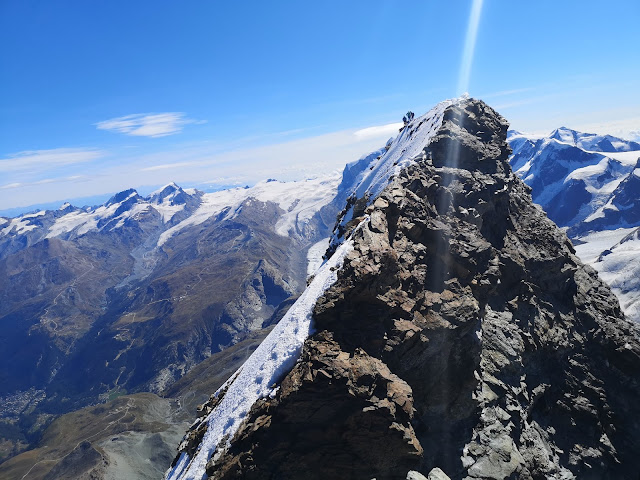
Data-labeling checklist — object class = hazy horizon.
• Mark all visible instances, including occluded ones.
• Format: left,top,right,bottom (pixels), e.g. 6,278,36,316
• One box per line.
2,1,639,214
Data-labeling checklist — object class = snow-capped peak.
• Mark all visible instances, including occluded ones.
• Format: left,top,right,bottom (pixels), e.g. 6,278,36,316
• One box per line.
547,126,640,153
151,181,180,194
149,182,182,202
105,188,140,207
549,126,576,143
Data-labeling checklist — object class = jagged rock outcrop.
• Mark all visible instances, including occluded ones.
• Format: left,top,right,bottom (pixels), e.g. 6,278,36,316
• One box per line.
181,99,640,479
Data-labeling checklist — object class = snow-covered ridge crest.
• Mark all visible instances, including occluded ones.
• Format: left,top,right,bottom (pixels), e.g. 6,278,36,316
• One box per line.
353,97,457,201
164,97,471,480
165,225,359,480
328,96,463,251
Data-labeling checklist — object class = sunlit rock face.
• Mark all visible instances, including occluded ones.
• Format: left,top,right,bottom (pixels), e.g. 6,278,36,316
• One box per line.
507,129,640,322
186,99,640,479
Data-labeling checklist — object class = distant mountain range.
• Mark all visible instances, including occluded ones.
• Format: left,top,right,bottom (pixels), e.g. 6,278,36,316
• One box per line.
0,175,344,466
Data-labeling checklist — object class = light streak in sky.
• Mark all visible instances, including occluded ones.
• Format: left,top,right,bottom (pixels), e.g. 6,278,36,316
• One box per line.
457,0,484,95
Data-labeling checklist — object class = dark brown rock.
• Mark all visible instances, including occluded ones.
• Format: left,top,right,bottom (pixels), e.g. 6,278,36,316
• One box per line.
207,331,422,480
200,98,640,479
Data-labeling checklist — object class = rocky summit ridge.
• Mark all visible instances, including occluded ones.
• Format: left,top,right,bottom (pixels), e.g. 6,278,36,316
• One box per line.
169,98,640,479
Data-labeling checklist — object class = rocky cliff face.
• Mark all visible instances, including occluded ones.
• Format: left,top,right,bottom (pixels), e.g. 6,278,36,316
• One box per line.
178,99,640,479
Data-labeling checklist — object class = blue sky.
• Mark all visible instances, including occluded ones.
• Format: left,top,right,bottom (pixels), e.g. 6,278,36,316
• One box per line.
1,0,639,214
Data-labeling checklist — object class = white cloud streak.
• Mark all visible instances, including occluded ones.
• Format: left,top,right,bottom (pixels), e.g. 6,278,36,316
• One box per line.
95,112,202,138
0,148,105,172
1,121,398,212
1,175,89,191
353,122,403,139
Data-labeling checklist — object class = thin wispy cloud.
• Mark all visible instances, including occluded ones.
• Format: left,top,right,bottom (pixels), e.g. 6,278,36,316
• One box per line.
96,112,203,138
141,161,203,172
0,148,105,172
0,175,89,191
354,122,403,139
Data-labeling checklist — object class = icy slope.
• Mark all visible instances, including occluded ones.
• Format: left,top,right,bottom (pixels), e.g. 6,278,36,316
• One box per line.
574,226,640,322
165,231,356,480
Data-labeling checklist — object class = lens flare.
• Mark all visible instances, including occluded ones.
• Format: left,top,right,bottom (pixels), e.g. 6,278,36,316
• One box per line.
457,0,484,95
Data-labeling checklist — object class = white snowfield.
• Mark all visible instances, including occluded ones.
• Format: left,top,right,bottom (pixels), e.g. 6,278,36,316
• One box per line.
157,175,340,246
574,227,640,322
567,150,640,224
164,232,356,480
1,210,46,236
